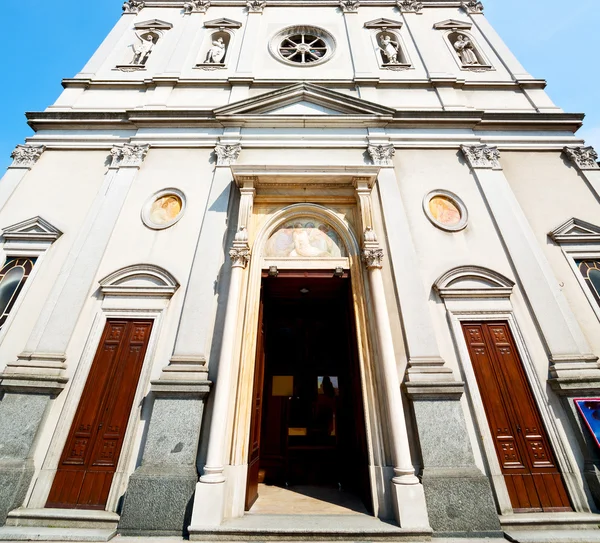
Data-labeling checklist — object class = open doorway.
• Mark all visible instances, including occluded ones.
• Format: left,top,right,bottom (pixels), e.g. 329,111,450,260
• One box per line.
245,270,372,515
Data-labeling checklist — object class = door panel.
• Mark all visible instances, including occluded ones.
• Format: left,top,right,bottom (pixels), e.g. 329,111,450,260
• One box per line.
47,319,152,509
462,321,571,513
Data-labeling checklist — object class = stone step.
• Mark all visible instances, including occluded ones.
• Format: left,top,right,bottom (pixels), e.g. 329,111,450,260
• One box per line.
189,513,433,541
6,509,120,530
0,526,116,541
505,529,600,543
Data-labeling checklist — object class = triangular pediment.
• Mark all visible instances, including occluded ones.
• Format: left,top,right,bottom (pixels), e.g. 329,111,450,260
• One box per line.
433,19,472,30
2,216,62,242
214,83,395,117
549,218,600,243
364,18,403,29
204,18,242,29
135,19,174,30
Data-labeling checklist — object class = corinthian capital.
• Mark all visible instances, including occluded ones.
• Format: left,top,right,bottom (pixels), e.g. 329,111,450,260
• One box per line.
110,143,150,168
363,247,384,269
460,144,501,170
340,0,360,12
184,0,211,13
230,244,251,268
564,146,599,171
10,144,46,169
368,144,395,167
461,0,484,13
122,0,145,14
246,0,266,13
397,0,423,13
215,143,241,166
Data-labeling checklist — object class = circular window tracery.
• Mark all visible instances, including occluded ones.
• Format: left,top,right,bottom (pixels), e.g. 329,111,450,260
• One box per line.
271,26,335,67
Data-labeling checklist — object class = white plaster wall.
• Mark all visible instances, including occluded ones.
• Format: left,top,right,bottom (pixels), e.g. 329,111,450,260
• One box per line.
0,151,108,372
502,151,600,356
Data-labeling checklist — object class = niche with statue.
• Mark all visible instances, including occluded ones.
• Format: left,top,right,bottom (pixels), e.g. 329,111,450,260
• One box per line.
195,19,241,70
374,31,410,70
447,32,489,69
115,19,173,72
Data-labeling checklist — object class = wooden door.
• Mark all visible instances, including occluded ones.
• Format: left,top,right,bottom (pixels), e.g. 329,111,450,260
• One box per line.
245,296,265,510
47,319,153,509
462,321,571,512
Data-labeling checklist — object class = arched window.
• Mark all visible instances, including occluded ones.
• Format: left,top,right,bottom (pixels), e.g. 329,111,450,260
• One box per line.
0,257,36,328
577,260,600,305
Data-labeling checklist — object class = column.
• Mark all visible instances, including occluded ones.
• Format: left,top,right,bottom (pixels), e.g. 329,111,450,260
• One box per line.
354,178,429,530
564,146,600,201
232,1,265,80
461,145,600,388
188,146,251,528
368,144,501,534
0,145,45,213
0,143,148,524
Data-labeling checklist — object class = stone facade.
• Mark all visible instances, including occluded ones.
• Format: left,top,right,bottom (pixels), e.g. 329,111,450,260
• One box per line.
0,0,599,540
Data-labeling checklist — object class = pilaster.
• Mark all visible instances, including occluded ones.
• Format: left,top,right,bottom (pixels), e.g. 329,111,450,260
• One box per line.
564,146,600,202
0,145,45,214
339,1,375,81
233,2,265,79
460,144,600,393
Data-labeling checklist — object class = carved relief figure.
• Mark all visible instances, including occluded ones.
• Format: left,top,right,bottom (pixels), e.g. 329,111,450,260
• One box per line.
204,37,227,63
131,32,156,65
379,34,399,64
453,34,479,65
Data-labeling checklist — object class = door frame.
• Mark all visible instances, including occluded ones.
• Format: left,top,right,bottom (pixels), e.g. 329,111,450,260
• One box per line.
27,264,179,512
434,265,589,515
226,203,390,520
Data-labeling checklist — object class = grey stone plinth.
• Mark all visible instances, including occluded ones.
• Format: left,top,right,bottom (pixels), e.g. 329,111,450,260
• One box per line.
421,468,502,536
0,462,34,526
0,392,51,525
118,465,197,536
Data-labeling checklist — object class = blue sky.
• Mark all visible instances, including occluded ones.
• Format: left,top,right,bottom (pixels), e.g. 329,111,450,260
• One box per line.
0,0,598,172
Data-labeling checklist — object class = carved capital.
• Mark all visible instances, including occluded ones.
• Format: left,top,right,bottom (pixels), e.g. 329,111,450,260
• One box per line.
363,247,384,269
340,0,360,12
110,143,150,168
122,0,145,14
230,244,251,268
461,0,484,13
368,143,395,167
461,144,501,170
396,0,423,13
215,143,241,166
564,146,599,171
246,0,266,13
10,144,46,169
184,0,211,13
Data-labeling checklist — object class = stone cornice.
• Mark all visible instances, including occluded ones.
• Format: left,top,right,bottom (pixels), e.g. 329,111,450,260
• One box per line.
120,0,479,6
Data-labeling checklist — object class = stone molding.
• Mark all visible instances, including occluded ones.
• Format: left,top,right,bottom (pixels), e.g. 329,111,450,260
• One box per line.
362,246,384,269
10,144,46,169
246,0,266,12
122,0,145,14
364,18,403,29
368,143,395,166
2,216,62,244
229,245,251,268
564,146,599,171
184,0,211,13
110,143,150,168
549,217,600,244
99,264,180,298
434,265,515,299
461,0,484,13
460,144,501,170
214,143,241,166
339,0,360,12
396,0,423,13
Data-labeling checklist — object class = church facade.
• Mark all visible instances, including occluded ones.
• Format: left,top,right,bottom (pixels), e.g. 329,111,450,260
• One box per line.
1,0,600,540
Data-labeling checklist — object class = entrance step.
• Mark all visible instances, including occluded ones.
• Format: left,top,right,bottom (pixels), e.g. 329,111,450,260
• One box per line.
5,509,120,530
505,530,600,543
0,526,116,541
500,512,600,532
188,513,433,541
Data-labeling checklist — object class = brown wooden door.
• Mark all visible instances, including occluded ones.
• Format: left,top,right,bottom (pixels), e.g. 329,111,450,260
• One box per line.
462,321,571,512
245,296,265,510
47,319,153,509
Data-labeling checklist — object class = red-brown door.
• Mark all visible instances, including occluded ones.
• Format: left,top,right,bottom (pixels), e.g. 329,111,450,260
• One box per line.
245,296,265,510
462,321,571,512
47,319,153,509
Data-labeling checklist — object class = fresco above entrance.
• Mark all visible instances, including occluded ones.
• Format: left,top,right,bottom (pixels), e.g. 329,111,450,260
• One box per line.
264,218,346,258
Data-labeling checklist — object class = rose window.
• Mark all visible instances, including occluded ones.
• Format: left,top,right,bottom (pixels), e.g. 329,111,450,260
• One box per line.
271,26,335,66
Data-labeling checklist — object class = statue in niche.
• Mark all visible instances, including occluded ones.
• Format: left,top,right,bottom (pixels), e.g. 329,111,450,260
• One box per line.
379,34,400,64
131,32,156,65
453,34,479,65
204,37,227,63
